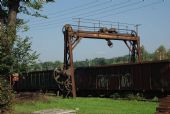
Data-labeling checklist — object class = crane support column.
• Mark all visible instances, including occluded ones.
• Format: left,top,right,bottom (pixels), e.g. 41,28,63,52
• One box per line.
63,24,76,97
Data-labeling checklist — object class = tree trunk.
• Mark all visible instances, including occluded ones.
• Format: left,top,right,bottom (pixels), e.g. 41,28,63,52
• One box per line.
7,0,20,51
8,0,20,26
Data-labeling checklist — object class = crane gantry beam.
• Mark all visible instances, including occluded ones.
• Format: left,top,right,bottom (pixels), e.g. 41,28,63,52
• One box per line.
72,31,139,41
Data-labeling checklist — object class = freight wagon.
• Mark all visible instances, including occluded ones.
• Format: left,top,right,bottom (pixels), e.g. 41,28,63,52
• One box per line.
13,70,59,94
75,60,170,97
13,60,170,97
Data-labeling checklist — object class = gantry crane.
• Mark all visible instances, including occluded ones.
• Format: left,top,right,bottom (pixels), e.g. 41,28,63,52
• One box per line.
56,20,141,97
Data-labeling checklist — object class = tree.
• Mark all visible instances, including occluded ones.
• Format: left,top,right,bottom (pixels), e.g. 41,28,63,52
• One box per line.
29,60,63,71
141,45,153,61
167,49,170,59
39,61,63,70
92,58,107,66
28,63,42,71
41,61,55,70
154,45,167,60
0,0,54,112
74,60,89,67
0,0,54,75
12,36,39,73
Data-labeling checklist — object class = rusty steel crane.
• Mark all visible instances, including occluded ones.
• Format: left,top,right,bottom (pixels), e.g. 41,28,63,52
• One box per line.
55,20,141,97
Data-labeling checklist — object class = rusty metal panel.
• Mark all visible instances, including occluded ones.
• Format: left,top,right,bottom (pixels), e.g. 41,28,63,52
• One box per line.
166,62,170,90
132,64,141,90
75,67,97,90
108,74,119,90
140,63,152,90
96,75,109,90
118,65,133,90
150,62,163,90
96,67,110,91
132,63,151,91
161,61,170,90
151,61,170,91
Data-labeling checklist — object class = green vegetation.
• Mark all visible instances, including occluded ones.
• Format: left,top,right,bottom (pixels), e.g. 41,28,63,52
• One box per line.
28,45,170,71
14,96,157,114
12,36,39,73
0,77,13,113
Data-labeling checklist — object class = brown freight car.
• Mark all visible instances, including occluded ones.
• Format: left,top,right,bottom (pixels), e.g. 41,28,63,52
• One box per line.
13,60,170,98
75,60,170,97
13,70,59,94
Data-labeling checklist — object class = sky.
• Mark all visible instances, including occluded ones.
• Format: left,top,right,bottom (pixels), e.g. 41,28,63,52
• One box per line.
19,0,170,62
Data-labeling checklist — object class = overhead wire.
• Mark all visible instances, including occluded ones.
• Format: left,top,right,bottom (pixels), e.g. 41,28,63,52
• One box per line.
71,0,131,19
48,0,112,18
29,0,97,22
29,0,133,28
28,3,142,30
78,0,143,19
44,0,97,16
29,0,165,31
99,0,163,19
29,0,112,24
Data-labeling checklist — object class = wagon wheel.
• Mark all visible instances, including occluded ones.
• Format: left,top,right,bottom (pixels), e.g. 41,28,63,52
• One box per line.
58,84,65,91
64,77,72,97
64,77,72,91
53,68,72,97
53,68,72,92
53,68,62,85
53,68,65,91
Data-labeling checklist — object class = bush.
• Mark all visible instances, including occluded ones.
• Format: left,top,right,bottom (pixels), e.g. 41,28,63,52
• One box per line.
127,93,143,101
110,93,120,99
0,76,13,113
152,96,158,102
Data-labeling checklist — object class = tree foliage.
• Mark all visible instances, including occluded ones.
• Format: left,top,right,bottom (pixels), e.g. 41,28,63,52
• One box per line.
12,36,39,73
30,61,63,71
141,45,154,61
154,45,167,60
0,77,12,113
167,49,170,59
0,0,54,20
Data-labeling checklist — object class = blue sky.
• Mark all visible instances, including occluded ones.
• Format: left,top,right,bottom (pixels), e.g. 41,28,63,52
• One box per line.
20,0,170,62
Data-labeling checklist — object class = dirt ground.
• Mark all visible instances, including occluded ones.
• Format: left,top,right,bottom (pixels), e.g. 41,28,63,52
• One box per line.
32,109,76,114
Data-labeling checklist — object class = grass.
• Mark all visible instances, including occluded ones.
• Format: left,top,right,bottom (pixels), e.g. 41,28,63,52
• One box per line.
14,96,158,114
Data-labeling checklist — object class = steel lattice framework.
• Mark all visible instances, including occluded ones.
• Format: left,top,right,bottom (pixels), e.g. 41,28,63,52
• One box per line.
62,20,141,97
